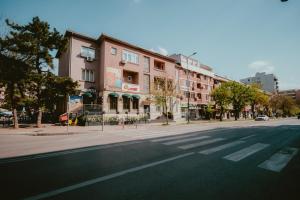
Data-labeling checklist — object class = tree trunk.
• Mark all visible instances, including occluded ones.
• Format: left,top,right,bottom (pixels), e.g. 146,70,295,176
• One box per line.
37,108,42,128
13,108,19,129
165,100,169,125
219,107,223,121
234,111,239,121
251,103,255,119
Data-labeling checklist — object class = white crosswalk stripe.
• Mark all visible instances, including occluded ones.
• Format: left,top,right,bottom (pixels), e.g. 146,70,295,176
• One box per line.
239,134,256,140
163,136,210,145
199,140,245,155
178,138,225,150
258,147,298,172
151,134,199,142
223,143,270,162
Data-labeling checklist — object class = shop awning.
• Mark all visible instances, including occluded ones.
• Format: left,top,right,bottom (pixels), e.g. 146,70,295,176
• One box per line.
132,95,140,99
108,92,119,97
122,94,132,99
82,91,93,98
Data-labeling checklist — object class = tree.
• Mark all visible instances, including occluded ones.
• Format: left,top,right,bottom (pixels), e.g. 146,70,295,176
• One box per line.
224,81,251,121
3,17,67,127
151,76,178,125
211,84,231,121
248,84,270,118
0,54,31,128
270,95,298,117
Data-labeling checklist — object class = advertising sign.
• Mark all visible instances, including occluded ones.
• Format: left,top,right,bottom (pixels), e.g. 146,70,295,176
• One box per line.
122,83,140,93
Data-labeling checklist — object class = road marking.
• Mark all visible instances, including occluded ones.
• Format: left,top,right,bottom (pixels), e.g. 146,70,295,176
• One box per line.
178,138,225,150
199,140,245,155
24,152,195,200
0,141,142,165
223,143,270,162
239,134,256,140
258,147,298,172
151,134,199,142
163,136,210,145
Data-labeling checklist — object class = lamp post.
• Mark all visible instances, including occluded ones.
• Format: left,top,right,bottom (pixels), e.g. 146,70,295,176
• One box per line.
186,52,197,124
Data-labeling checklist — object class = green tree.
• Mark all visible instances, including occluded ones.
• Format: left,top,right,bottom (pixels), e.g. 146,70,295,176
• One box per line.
248,84,270,118
211,84,231,121
3,17,67,127
224,81,251,121
270,95,298,117
0,54,31,128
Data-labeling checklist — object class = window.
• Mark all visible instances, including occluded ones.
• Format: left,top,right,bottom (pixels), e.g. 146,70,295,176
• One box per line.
122,50,139,64
144,56,150,72
110,97,118,110
197,93,202,99
81,47,95,59
81,69,94,82
123,97,130,110
143,74,150,93
184,91,189,98
197,83,201,89
133,99,139,109
191,93,195,99
156,105,161,112
154,60,165,71
111,47,117,55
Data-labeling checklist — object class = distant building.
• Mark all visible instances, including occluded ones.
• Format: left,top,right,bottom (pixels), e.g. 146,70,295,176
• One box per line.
240,72,279,93
278,89,300,101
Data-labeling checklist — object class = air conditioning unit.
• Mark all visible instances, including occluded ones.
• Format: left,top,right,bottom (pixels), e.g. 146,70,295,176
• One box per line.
120,60,127,64
86,57,93,62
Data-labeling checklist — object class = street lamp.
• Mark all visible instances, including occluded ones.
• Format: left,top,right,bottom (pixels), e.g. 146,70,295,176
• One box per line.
186,52,197,124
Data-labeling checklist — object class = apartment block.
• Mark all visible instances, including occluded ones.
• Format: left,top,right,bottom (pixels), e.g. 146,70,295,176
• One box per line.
57,30,180,120
170,54,215,119
240,72,279,93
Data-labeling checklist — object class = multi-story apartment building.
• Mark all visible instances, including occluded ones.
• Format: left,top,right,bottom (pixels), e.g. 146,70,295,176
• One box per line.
278,89,300,101
240,72,279,93
170,54,215,119
57,30,180,120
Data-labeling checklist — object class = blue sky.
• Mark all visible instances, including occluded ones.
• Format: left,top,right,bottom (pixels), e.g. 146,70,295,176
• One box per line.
1,0,299,90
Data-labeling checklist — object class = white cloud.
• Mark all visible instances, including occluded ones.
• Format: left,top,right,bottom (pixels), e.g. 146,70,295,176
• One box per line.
248,60,275,73
150,46,169,56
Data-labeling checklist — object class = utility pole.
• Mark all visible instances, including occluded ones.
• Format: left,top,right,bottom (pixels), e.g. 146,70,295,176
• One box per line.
186,52,197,124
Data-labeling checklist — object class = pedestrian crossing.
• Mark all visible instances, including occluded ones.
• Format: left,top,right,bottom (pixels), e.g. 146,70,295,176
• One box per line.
150,134,299,173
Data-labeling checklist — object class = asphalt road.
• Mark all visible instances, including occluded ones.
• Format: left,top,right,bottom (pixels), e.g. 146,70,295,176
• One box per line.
1,123,300,200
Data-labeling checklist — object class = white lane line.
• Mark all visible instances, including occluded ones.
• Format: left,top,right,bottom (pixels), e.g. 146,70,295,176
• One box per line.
239,135,256,140
24,152,195,200
199,140,245,155
223,143,270,162
178,138,225,150
163,136,210,145
151,134,199,142
0,141,141,165
258,147,298,172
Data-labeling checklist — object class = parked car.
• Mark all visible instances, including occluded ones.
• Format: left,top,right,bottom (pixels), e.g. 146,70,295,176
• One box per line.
0,108,13,117
255,115,269,121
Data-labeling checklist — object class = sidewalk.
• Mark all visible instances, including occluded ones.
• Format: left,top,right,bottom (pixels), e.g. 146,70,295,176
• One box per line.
0,118,297,159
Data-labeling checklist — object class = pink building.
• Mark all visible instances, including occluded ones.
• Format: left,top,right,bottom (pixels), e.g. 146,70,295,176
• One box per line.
170,54,215,119
57,30,181,119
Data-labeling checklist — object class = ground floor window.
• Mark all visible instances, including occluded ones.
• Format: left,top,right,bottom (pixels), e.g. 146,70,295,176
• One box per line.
123,97,130,110
110,96,118,110
132,99,139,109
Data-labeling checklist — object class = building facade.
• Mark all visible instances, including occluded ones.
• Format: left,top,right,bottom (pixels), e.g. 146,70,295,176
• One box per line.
170,54,215,119
240,72,279,93
278,89,300,101
58,31,180,120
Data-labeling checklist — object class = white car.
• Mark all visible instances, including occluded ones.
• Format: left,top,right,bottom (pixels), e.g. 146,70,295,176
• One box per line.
255,115,269,121
0,108,13,117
